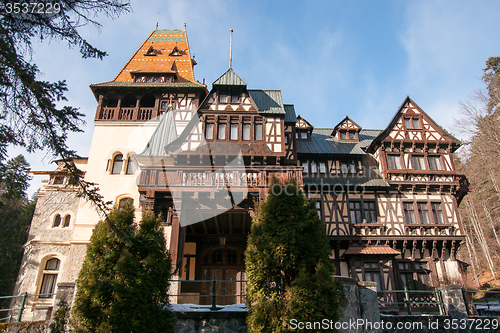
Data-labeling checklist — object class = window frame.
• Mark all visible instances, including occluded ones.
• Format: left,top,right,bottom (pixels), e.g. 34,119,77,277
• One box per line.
205,123,214,140
349,198,378,224
111,154,124,174
428,155,443,171
242,124,250,140
38,258,60,298
412,155,426,170
126,156,136,175
387,154,402,170
254,124,263,140
404,201,446,224
404,117,422,130
63,215,71,228
218,123,226,140
53,214,61,227
230,123,238,140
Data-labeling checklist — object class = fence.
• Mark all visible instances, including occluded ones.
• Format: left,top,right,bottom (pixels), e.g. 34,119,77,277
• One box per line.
378,287,444,315
462,289,500,316
169,277,246,310
0,293,54,323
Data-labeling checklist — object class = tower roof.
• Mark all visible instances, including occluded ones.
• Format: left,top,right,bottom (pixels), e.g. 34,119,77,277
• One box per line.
213,68,246,86
112,29,199,83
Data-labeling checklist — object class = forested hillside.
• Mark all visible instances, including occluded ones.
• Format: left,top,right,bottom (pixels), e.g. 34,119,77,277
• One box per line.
455,57,500,288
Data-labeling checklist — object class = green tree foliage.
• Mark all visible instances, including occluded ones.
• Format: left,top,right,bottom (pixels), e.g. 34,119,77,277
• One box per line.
245,179,345,333
71,203,174,333
0,155,35,313
0,0,130,215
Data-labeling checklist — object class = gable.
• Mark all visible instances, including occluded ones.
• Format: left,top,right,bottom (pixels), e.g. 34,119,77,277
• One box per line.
367,97,461,153
295,115,313,130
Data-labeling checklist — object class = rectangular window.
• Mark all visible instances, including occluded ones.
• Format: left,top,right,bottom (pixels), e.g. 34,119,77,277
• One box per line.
341,161,348,174
255,124,262,140
146,77,152,82
300,132,308,139
231,95,239,103
412,156,426,170
285,135,288,144
363,201,377,223
387,155,402,169
413,119,421,129
428,156,443,170
311,161,317,173
242,124,250,140
230,124,238,140
153,77,160,82
431,203,444,224
219,94,227,103
295,132,299,139
349,201,363,224
218,124,226,140
404,118,412,129
403,202,416,224
365,271,382,292
319,162,326,173
350,161,357,174
340,131,347,139
302,161,309,174
161,101,167,110
349,132,356,139
417,202,430,224
349,200,377,223
205,124,214,140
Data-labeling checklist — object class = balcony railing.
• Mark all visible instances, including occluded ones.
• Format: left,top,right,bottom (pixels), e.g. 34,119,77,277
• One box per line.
97,106,157,121
139,169,302,189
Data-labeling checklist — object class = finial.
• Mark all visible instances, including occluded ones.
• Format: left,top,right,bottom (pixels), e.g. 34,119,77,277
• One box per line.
184,22,187,30
155,13,159,30
229,29,233,69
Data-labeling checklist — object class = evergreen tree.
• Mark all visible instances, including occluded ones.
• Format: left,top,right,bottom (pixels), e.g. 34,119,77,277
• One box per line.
0,155,35,314
71,204,174,333
245,178,345,333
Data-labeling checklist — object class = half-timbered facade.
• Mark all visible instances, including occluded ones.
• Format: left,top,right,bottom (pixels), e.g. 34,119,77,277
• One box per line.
13,29,469,319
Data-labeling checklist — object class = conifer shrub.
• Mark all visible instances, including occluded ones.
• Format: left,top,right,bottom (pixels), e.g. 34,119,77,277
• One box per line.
71,203,174,333
245,178,345,332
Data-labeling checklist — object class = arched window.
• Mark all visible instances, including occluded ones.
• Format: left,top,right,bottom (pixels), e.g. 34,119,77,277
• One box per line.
53,215,61,227
126,157,136,175
39,258,60,298
119,198,134,210
112,154,123,174
63,215,71,228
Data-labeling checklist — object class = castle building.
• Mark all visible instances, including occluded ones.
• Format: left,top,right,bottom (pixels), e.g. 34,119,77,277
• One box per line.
12,28,469,320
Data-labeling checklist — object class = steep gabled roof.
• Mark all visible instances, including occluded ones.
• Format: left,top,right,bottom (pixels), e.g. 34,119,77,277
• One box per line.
367,96,461,153
212,68,247,86
331,116,362,136
295,115,314,130
136,111,178,158
110,29,198,83
248,90,286,115
284,104,297,123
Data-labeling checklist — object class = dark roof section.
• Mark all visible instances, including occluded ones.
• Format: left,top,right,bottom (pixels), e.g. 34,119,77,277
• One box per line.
297,128,381,155
367,96,461,153
90,81,205,88
284,104,297,123
213,68,247,86
248,90,286,115
136,111,178,157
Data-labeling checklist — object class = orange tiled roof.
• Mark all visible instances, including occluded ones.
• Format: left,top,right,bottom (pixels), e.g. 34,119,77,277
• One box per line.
113,29,196,83
343,246,401,256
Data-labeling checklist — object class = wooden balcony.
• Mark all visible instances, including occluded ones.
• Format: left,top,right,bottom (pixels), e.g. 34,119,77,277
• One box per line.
97,106,157,121
138,168,303,191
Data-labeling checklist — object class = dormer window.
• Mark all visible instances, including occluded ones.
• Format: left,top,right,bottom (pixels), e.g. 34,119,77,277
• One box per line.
146,77,152,83
135,77,141,82
219,94,228,103
231,95,240,103
300,132,307,139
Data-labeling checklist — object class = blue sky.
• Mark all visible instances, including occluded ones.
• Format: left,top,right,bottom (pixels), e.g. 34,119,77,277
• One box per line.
10,0,500,195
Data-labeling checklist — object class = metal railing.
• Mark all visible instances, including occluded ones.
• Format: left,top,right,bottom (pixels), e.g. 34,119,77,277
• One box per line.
378,287,444,315
0,292,54,323
462,289,500,316
169,277,246,310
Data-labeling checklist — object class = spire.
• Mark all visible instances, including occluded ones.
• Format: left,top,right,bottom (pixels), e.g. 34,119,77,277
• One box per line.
229,29,233,69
